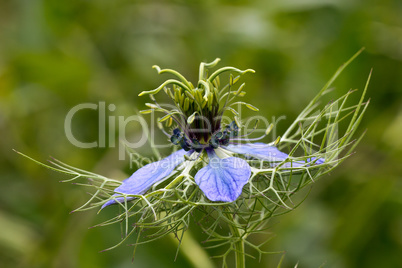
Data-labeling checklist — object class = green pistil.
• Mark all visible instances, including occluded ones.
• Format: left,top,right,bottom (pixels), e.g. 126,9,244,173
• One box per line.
139,59,257,145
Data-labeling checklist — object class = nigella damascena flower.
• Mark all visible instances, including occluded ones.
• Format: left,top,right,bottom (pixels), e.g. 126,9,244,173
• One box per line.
102,59,324,208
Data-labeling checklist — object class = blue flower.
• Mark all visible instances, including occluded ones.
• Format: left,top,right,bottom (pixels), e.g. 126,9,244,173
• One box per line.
102,59,327,208
102,142,323,208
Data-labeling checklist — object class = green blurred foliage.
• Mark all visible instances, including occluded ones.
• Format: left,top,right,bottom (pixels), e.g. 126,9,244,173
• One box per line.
0,0,401,267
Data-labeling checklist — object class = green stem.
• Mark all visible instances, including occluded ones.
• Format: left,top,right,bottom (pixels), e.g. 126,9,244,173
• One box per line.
229,223,245,268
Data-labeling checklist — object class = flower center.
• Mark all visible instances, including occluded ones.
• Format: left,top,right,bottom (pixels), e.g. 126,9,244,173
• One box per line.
138,58,257,151
170,120,239,152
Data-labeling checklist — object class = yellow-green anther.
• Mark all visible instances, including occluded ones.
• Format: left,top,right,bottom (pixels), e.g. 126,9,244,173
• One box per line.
145,103,158,109
184,98,190,111
138,79,190,96
230,101,259,111
237,91,246,97
226,107,239,116
159,111,180,122
245,104,259,111
157,121,163,130
274,136,281,146
166,117,173,127
152,65,193,89
179,93,185,108
140,109,153,114
159,115,170,123
195,90,203,104
234,75,241,85
208,67,255,83
184,91,195,100
234,116,242,128
265,123,274,135
230,73,234,86
187,112,198,124
202,99,207,109
235,83,246,96
174,90,180,103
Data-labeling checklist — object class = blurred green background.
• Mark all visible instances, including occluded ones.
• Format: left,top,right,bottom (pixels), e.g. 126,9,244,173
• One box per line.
1,0,401,267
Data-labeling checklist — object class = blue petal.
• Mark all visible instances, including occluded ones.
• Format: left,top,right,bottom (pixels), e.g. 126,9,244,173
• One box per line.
225,143,288,162
194,149,251,202
225,143,324,167
102,149,188,208
308,157,325,165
